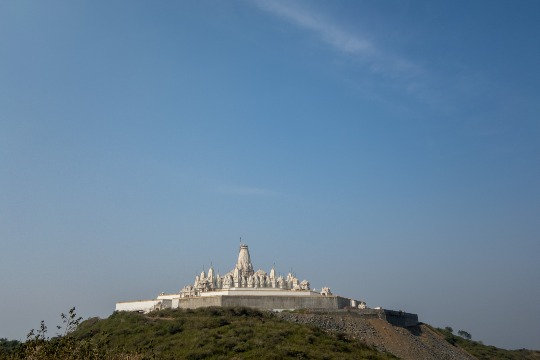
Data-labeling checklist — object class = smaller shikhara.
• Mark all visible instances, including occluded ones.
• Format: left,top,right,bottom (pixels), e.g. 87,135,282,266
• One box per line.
116,243,366,313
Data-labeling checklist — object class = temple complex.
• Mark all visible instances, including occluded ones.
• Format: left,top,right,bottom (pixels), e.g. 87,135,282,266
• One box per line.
180,244,311,297
116,243,366,313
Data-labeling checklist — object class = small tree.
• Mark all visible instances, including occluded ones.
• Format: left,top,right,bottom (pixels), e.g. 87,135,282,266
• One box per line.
57,307,83,336
444,326,453,333
458,330,472,340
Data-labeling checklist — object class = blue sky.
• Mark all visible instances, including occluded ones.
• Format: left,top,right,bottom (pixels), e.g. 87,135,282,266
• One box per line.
1,0,539,350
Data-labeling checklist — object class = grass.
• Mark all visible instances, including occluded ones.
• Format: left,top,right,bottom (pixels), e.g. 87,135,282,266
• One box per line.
429,325,540,360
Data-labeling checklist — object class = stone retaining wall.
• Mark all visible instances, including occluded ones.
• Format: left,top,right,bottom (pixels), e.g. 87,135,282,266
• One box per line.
378,309,418,328
279,308,418,328
176,296,221,309
175,295,351,310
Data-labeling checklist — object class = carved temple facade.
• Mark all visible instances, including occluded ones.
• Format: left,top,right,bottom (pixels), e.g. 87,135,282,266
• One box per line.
179,244,312,297
116,243,365,313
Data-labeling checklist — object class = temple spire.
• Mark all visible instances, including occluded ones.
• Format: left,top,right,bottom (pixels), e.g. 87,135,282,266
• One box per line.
236,243,254,276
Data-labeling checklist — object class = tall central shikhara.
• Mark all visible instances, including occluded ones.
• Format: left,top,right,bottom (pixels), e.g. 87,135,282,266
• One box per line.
236,244,254,276
179,244,311,297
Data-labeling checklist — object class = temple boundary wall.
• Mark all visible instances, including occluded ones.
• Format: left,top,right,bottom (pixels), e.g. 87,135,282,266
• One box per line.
117,297,418,328
170,295,351,310
297,308,419,328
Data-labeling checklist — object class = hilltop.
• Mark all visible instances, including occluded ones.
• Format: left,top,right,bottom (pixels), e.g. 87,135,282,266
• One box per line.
1,307,539,359
72,307,396,359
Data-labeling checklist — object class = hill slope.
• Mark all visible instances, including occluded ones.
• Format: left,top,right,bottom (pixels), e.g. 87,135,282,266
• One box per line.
3,307,540,359
430,326,540,360
277,311,475,360
71,307,396,359
276,311,540,360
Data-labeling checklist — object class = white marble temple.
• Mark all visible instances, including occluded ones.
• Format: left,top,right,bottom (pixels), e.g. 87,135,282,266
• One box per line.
180,244,314,297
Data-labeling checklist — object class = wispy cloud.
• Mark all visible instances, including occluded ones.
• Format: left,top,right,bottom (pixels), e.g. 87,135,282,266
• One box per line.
256,0,373,56
254,0,423,80
253,0,482,111
215,185,277,196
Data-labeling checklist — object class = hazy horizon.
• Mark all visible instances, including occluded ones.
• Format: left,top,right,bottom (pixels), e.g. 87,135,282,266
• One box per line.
1,0,539,350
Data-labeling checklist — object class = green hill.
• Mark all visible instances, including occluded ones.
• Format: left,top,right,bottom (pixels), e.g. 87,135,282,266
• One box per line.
2,307,539,359
1,307,396,359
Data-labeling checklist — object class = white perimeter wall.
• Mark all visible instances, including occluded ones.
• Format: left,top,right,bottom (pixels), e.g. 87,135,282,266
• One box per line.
115,300,159,312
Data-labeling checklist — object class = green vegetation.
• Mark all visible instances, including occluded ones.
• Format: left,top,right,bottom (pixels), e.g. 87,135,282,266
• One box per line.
0,307,138,360
433,326,540,360
0,339,21,355
1,307,396,359
3,307,539,359
73,307,396,359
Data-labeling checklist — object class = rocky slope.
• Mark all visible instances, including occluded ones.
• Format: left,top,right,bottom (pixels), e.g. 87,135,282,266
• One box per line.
277,311,476,360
